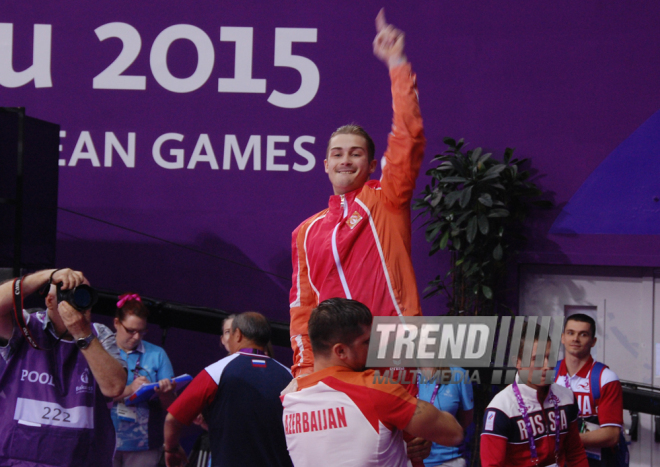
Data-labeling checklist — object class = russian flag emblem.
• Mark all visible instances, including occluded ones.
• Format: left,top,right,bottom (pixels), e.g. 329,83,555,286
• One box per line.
252,359,267,368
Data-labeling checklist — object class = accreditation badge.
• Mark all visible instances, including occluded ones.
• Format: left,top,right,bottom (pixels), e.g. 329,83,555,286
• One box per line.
116,402,137,422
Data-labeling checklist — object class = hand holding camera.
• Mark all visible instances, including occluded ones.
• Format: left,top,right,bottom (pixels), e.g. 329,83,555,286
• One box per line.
50,268,98,339
50,268,85,291
56,282,98,312
51,268,98,312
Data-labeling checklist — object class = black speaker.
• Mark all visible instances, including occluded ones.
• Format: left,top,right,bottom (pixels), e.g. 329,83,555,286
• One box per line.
0,108,59,272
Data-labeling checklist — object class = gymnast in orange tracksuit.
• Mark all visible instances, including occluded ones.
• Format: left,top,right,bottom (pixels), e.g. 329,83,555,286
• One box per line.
289,11,425,381
287,15,429,464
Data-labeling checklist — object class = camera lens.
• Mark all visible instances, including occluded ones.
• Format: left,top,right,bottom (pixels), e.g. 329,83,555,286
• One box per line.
56,283,98,312
73,287,93,309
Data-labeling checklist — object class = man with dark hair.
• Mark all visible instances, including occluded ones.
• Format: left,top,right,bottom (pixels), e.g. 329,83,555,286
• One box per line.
0,268,127,467
481,322,588,466
282,298,463,466
289,9,425,379
308,297,374,355
555,314,627,466
163,311,292,467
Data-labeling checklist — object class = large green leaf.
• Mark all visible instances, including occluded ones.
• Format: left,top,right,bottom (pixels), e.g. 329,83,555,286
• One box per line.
477,152,492,167
510,164,518,176
488,209,510,218
482,285,493,299
493,244,503,260
459,186,473,208
478,214,489,235
425,224,441,242
482,164,507,178
478,193,493,207
481,164,506,181
430,191,443,207
455,211,472,227
467,216,478,243
503,147,514,164
439,230,450,249
444,191,461,208
470,147,482,163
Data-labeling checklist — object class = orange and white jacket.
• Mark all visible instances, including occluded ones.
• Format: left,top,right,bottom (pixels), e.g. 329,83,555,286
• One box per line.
289,63,426,377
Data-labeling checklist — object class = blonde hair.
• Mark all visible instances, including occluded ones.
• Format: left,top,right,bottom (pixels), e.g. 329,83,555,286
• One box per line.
327,124,375,161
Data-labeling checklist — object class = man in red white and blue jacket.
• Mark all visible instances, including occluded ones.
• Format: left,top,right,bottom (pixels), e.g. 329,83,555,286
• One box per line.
164,312,292,467
554,314,627,466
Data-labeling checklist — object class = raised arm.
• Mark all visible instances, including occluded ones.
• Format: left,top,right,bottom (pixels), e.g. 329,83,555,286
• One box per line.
373,8,407,70
373,9,425,208
0,268,84,340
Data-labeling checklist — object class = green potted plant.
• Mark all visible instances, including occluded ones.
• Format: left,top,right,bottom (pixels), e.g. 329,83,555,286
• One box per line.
414,137,551,315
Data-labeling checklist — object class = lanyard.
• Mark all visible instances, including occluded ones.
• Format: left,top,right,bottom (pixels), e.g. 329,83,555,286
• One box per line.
512,380,560,465
131,353,147,380
563,368,588,417
430,382,441,405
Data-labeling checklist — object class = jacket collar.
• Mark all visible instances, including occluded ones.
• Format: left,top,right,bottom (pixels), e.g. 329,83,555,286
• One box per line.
328,187,362,212
298,365,354,390
574,355,595,378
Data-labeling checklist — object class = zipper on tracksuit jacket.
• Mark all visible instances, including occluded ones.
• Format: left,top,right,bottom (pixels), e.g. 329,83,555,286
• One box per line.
332,194,352,299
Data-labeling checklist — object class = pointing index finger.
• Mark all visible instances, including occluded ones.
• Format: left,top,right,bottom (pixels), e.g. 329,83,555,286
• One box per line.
375,8,387,32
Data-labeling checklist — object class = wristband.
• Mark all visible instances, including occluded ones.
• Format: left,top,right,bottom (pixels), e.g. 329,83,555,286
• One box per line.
163,445,180,454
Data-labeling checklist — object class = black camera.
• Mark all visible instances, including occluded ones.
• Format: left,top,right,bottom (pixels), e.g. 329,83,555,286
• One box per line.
56,283,98,312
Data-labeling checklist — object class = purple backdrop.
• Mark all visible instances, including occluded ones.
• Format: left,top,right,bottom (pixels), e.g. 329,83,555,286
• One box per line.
3,1,660,374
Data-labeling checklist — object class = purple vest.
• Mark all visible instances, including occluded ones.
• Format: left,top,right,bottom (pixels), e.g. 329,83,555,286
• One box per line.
0,312,115,467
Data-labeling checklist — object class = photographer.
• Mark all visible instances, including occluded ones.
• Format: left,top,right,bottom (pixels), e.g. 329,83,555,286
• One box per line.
0,268,127,467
